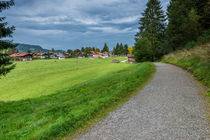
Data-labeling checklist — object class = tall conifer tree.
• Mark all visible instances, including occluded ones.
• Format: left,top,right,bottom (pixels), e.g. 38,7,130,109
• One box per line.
135,0,166,61
0,0,15,77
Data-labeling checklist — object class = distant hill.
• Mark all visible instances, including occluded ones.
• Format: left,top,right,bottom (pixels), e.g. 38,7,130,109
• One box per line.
16,44,64,53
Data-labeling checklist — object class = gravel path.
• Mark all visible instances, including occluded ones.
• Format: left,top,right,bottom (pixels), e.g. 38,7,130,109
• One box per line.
76,63,210,140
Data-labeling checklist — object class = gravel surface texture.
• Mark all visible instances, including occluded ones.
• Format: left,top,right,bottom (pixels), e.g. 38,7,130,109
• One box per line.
75,63,210,140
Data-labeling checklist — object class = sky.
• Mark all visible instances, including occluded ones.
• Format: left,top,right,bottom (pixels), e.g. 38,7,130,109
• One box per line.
3,0,170,51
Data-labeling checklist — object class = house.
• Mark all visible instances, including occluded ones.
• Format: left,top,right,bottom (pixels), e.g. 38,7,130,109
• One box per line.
77,52,84,58
87,51,95,58
103,52,109,58
50,53,58,59
33,53,47,59
64,53,70,58
93,52,103,58
57,53,66,60
127,54,135,63
10,53,33,61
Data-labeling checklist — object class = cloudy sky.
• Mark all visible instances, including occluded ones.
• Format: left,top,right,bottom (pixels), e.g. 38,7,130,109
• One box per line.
3,0,169,50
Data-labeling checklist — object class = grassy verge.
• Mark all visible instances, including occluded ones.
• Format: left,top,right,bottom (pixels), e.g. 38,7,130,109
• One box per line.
162,43,210,88
0,62,155,140
162,43,210,120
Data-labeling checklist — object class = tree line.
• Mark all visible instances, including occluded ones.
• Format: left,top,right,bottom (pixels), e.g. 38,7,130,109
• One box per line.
66,43,110,58
112,43,129,56
134,0,210,62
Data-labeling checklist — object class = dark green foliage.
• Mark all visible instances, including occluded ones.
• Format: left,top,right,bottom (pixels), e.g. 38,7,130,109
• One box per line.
195,0,210,31
0,63,155,140
113,43,129,56
0,0,15,77
197,29,210,45
165,0,209,50
101,43,109,53
135,0,166,61
134,39,153,62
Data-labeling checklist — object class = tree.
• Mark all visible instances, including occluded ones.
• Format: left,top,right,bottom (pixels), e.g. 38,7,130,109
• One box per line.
124,44,129,55
114,43,120,55
92,47,96,51
51,48,55,53
123,44,128,55
134,39,153,62
166,0,202,50
0,0,15,77
195,0,210,31
119,43,124,55
96,48,100,52
81,47,85,52
135,0,166,61
101,43,109,53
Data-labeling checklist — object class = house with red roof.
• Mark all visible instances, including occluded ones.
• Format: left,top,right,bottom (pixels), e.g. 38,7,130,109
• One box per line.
10,53,33,61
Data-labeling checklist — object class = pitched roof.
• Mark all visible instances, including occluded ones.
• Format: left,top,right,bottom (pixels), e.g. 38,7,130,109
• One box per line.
10,53,31,57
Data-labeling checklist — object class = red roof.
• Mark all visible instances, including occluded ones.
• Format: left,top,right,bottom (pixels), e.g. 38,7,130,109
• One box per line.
10,53,31,57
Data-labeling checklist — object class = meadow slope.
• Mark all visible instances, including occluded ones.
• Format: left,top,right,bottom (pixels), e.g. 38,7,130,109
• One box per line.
0,58,129,101
0,58,155,139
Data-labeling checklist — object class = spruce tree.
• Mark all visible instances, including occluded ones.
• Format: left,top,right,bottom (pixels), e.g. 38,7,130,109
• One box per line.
119,43,124,55
166,0,201,50
115,43,120,55
0,0,15,77
135,0,166,61
102,43,109,53
124,44,129,55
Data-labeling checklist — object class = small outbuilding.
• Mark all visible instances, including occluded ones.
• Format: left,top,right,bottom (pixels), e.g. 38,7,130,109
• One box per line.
127,54,135,63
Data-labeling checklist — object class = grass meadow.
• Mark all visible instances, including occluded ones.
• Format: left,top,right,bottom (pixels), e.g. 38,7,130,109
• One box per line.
0,58,155,139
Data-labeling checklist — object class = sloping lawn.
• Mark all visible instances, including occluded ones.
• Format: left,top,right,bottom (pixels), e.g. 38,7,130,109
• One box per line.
0,59,155,139
0,58,129,101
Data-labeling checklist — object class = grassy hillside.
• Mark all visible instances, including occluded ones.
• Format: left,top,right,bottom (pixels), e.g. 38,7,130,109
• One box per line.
162,43,210,88
0,58,129,101
0,58,155,139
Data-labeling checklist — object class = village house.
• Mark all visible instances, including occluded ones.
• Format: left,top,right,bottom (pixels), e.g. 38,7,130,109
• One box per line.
49,52,58,59
77,52,84,58
33,53,47,59
93,52,103,58
57,53,66,60
87,51,95,58
10,53,33,61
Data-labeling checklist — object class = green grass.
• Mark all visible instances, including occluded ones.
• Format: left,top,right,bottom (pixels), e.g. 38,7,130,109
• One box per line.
0,58,155,140
0,58,128,101
162,43,210,88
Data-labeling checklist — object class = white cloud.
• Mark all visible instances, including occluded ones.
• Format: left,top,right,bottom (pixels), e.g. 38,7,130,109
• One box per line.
19,28,68,36
104,16,140,24
89,26,134,33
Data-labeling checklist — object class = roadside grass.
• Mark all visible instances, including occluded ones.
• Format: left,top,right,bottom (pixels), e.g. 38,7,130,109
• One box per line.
0,58,128,101
0,61,155,140
162,43,210,120
162,43,210,88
